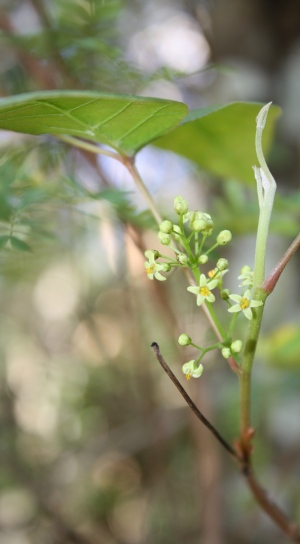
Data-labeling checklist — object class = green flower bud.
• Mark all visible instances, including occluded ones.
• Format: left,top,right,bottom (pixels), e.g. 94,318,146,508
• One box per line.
172,225,181,240
144,249,159,260
203,218,214,236
160,263,171,272
187,212,214,235
191,219,207,232
178,333,191,346
231,340,243,353
174,196,189,215
240,265,252,275
221,347,231,359
198,254,208,264
158,231,171,245
217,258,229,271
217,230,232,245
220,289,230,300
159,220,173,234
177,253,188,266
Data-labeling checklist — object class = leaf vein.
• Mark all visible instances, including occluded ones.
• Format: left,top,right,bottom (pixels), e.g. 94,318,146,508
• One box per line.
91,101,134,129
117,104,171,141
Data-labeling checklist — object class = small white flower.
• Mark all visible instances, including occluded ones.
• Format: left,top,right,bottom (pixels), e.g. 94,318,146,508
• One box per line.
182,360,204,380
144,254,166,281
187,274,218,306
228,289,263,320
238,266,254,287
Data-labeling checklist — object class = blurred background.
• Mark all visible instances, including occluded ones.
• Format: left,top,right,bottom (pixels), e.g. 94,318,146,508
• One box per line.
0,1,299,543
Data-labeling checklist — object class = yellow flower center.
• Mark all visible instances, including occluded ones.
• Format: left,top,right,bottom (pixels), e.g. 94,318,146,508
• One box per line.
146,265,155,274
200,286,210,297
240,297,250,310
185,372,191,381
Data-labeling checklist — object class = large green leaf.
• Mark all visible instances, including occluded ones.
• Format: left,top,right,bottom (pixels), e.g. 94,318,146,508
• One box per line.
0,91,188,157
155,102,281,184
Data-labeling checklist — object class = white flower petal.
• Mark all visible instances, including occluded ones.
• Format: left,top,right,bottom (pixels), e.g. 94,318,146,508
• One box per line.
207,279,218,289
243,307,253,320
229,294,242,303
250,300,263,308
155,272,166,281
187,286,200,295
196,295,205,306
228,304,241,313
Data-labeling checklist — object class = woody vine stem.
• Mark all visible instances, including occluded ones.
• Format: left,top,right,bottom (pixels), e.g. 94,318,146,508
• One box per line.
62,104,300,541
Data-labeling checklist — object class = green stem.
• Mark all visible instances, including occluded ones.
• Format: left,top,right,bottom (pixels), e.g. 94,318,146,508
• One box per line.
240,233,300,430
228,312,238,337
239,103,276,433
58,135,164,228
205,300,227,339
239,290,268,431
57,134,122,161
124,159,163,227
253,193,275,287
190,267,227,341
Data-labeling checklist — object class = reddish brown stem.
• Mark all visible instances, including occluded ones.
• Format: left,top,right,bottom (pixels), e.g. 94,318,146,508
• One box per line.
151,343,300,542
245,467,300,542
263,232,300,294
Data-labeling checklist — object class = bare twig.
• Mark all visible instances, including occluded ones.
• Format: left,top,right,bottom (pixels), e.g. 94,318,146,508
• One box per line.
151,342,239,460
151,342,300,542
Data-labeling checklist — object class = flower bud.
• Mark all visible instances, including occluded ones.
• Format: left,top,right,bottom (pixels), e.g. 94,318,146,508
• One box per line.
203,217,214,236
144,249,159,260
231,340,243,353
221,347,231,359
198,254,208,264
160,263,171,272
174,196,188,215
217,230,232,245
178,333,191,346
177,253,188,266
158,231,171,245
216,258,229,271
188,212,214,235
159,220,173,234
220,289,230,300
191,219,207,232
172,225,181,240
240,265,252,275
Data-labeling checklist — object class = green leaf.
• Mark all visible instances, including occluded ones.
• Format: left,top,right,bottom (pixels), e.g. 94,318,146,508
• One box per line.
0,235,10,248
10,236,32,252
0,91,188,157
155,102,281,184
261,325,300,369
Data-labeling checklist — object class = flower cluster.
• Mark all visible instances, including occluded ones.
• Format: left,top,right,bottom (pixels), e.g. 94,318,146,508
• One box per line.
144,196,264,379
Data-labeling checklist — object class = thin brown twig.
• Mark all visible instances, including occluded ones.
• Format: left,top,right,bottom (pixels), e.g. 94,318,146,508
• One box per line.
151,342,300,542
151,342,239,460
